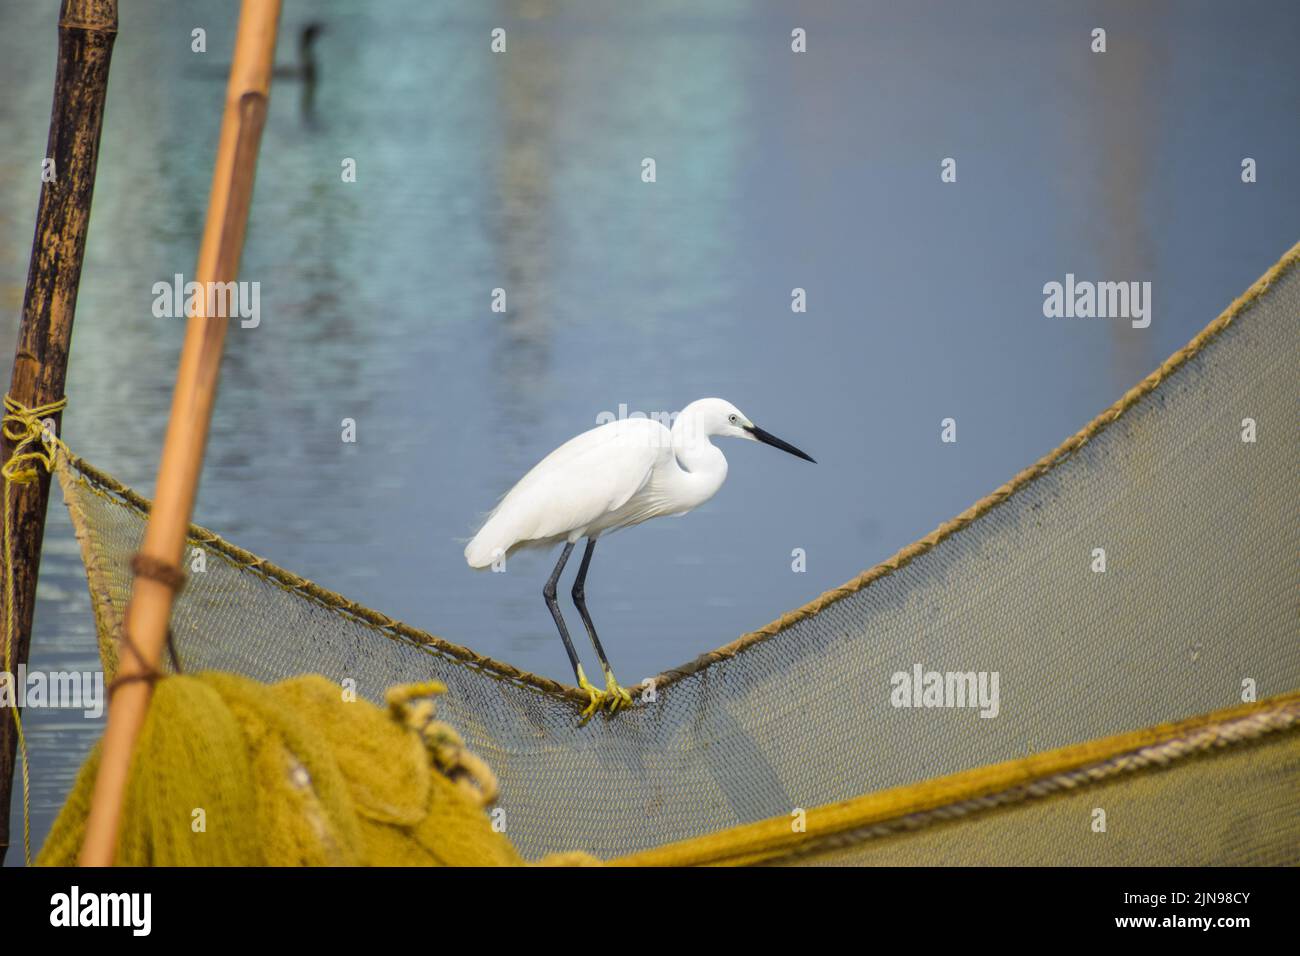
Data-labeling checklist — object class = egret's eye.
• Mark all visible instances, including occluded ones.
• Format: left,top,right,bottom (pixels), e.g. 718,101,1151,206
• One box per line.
728,414,738,424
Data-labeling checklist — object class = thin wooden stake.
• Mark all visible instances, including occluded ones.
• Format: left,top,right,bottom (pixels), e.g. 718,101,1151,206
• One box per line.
78,0,281,867
0,0,118,867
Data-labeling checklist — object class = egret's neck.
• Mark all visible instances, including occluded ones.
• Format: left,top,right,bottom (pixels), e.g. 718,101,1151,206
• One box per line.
669,410,728,506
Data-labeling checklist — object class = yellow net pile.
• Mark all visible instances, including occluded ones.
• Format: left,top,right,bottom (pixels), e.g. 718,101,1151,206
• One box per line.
45,242,1300,865
39,674,599,866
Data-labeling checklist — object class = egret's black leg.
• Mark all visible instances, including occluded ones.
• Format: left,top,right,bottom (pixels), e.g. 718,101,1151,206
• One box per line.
571,538,614,675
571,538,633,712
543,542,582,678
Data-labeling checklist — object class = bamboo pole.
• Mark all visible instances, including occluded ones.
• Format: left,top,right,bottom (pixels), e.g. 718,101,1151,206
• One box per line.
77,0,281,867
0,0,117,867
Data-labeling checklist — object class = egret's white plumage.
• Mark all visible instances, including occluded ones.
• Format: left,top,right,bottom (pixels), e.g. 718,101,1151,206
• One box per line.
466,399,785,566
464,397,814,717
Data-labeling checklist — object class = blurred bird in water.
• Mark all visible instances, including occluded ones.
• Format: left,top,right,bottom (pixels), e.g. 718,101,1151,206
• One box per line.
273,21,325,85
466,398,815,718
273,22,326,119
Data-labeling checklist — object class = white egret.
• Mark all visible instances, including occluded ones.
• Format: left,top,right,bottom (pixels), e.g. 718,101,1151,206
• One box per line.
465,398,815,718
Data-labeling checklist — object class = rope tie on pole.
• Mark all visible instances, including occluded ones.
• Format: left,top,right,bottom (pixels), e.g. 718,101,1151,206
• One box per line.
1,394,69,865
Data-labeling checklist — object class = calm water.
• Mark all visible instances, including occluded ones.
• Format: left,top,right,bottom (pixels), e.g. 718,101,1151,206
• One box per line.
2,0,1298,862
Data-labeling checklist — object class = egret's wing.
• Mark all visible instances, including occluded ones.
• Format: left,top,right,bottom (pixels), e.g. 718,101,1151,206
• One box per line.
465,418,667,566
517,442,656,539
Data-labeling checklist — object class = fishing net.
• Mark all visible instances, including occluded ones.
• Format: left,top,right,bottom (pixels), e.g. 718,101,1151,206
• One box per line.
37,671,596,866
47,241,1300,865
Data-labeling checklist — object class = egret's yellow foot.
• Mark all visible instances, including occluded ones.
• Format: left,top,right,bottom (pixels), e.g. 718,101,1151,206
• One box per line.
603,671,634,713
577,668,609,720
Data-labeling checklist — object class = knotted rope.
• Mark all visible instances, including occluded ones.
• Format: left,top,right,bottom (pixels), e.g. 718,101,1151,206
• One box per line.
2,393,68,866
387,681,500,808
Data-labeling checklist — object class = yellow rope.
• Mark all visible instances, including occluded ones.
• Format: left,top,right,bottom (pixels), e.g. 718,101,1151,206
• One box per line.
610,691,1300,866
2,393,68,866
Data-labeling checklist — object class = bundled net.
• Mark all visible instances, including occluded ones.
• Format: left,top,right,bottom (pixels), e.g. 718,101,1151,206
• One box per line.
49,242,1300,865
39,672,596,867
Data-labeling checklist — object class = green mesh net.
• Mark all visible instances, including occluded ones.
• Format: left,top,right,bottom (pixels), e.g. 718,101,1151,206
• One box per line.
52,243,1300,865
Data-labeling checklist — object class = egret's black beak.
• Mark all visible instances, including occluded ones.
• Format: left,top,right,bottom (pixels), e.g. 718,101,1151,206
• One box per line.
745,425,816,463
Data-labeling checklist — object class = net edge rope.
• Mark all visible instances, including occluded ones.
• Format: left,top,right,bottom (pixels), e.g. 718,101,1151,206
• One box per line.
57,450,588,705
651,237,1300,691
609,691,1300,867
